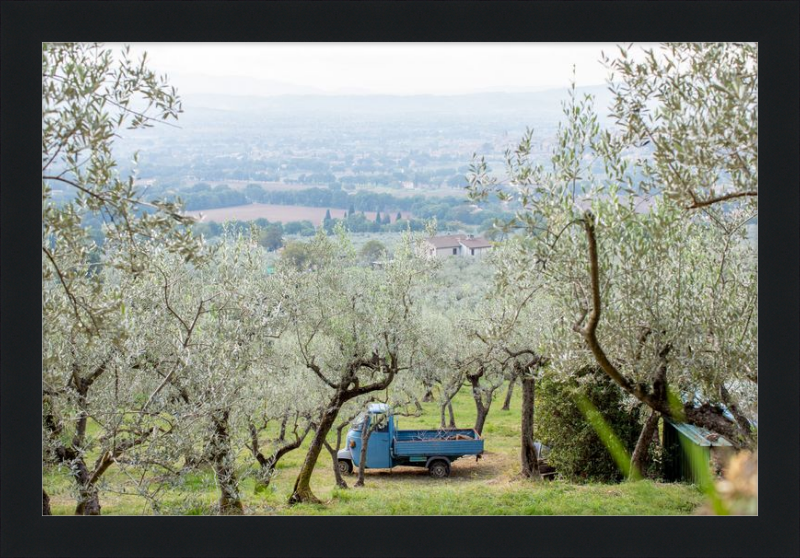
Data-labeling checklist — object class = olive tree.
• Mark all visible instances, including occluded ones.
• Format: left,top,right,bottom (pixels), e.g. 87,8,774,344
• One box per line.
411,309,462,428
456,320,506,437
42,43,201,512
142,235,283,514
282,228,434,504
247,406,315,494
480,244,552,477
42,246,198,515
468,66,757,452
246,343,329,493
43,275,171,515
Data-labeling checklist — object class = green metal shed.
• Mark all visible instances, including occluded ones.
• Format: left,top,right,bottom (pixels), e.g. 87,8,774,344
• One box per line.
663,419,733,483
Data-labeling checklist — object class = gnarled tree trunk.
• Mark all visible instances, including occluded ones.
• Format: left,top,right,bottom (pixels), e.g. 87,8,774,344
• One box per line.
323,411,362,490
440,400,457,429
289,392,345,504
210,410,243,515
250,419,312,493
354,421,379,487
520,376,540,479
502,371,518,411
70,454,101,515
289,354,396,504
469,369,492,436
324,441,348,489
439,384,460,429
630,410,660,480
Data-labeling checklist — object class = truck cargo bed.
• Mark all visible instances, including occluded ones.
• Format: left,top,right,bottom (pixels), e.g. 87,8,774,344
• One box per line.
393,428,483,457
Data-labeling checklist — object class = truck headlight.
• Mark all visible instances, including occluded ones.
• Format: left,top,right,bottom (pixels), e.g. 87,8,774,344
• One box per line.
349,440,356,448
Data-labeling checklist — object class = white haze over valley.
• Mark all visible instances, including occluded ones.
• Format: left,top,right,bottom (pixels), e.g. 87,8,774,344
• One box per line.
113,43,655,98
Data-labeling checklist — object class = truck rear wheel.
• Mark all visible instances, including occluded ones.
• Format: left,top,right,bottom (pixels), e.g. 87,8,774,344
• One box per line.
338,459,353,475
428,460,450,478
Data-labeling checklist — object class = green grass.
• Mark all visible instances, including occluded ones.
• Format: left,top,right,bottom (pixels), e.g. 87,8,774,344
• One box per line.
43,384,705,515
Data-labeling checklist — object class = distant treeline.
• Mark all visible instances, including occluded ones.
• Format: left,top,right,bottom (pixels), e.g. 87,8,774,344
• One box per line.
174,184,513,227
192,212,435,246
71,183,512,251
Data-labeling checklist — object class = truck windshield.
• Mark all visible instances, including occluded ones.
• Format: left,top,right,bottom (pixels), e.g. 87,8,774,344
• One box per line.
351,413,366,431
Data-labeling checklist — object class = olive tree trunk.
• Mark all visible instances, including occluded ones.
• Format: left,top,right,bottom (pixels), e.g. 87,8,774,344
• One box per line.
323,411,362,490
630,410,660,480
520,376,541,479
289,394,344,504
323,441,349,489
469,371,493,436
439,400,457,429
502,372,518,411
249,419,312,493
73,457,102,515
210,410,243,515
355,421,380,487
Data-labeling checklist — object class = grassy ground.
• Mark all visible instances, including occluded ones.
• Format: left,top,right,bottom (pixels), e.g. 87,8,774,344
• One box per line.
43,384,705,515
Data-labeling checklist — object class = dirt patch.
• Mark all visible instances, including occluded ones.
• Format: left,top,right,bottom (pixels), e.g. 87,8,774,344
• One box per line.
353,450,514,485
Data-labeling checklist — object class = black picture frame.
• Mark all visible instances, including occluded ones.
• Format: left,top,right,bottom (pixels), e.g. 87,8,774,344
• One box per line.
2,1,798,557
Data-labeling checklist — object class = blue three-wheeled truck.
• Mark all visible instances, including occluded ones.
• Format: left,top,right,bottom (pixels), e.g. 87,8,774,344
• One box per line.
337,403,484,478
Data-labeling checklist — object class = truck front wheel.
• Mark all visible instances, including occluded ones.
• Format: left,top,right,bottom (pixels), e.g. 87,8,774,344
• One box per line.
428,460,450,478
338,459,353,475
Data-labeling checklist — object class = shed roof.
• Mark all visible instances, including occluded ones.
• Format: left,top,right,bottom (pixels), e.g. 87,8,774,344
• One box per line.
665,419,733,447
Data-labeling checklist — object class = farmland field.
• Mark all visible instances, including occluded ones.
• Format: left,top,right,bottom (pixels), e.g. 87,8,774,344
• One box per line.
185,203,411,225
192,180,318,192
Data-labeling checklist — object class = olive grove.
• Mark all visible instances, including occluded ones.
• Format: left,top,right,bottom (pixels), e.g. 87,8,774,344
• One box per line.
42,42,758,514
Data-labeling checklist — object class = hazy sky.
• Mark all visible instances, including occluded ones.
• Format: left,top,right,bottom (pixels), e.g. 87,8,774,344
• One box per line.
114,43,652,96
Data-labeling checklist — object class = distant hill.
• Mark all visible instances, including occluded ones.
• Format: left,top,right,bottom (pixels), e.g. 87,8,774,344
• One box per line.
180,85,615,120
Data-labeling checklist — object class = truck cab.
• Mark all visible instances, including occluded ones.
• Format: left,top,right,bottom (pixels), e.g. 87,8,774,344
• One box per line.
346,404,394,469
337,403,484,478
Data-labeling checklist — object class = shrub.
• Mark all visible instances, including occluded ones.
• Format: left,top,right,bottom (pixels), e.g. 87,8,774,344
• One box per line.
359,239,388,263
536,367,641,482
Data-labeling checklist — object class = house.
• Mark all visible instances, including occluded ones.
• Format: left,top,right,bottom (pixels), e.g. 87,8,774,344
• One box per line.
425,234,493,259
